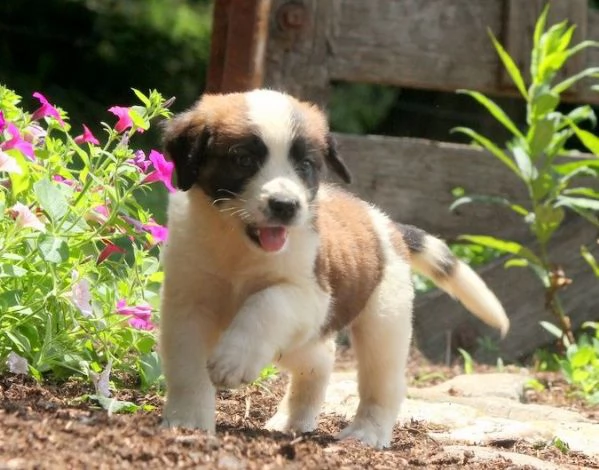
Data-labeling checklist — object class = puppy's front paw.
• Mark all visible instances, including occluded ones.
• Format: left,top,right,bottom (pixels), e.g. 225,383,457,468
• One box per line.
207,339,270,389
161,404,215,432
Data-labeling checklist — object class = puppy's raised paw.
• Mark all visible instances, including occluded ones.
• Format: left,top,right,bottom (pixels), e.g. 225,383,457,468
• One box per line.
207,339,270,389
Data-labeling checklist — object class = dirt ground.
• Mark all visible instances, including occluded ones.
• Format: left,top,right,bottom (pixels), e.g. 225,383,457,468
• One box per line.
1,348,597,470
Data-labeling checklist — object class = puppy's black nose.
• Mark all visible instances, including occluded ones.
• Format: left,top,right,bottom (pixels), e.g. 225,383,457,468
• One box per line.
268,196,300,223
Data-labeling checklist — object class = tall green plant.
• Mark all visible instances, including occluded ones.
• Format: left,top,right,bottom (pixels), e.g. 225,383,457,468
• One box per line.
451,5,599,344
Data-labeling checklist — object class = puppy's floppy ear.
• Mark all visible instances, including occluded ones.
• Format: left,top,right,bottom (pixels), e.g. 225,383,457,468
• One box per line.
325,134,352,184
162,112,211,191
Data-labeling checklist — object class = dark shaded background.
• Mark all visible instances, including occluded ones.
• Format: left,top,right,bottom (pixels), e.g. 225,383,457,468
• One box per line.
1,0,597,152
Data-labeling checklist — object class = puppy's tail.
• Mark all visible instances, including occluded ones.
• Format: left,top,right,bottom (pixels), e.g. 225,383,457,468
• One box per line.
397,223,509,337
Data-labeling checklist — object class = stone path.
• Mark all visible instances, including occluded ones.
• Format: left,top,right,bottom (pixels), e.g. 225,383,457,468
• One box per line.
323,371,599,469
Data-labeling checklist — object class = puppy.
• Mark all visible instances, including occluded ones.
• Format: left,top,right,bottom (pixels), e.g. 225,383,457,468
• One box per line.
159,89,509,448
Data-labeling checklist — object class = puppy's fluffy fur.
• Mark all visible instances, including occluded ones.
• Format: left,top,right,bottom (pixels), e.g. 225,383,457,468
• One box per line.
159,89,509,448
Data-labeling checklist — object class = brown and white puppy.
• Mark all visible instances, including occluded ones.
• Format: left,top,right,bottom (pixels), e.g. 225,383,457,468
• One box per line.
159,89,509,448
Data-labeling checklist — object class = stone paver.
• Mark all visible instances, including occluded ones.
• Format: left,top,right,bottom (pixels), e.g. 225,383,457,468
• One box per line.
324,371,599,460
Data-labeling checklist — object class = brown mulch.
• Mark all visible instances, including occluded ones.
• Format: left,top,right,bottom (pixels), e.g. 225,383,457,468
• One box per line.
0,348,597,469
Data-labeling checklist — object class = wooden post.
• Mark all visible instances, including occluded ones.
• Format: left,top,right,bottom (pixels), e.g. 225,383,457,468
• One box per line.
206,0,272,93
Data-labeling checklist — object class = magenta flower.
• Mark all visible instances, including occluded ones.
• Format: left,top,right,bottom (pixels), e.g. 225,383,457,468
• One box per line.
143,220,169,245
144,150,175,192
116,299,154,330
108,106,133,133
0,110,5,132
0,150,22,174
122,215,168,245
128,150,151,173
2,124,35,160
97,240,125,265
74,124,100,145
10,202,46,232
31,92,65,127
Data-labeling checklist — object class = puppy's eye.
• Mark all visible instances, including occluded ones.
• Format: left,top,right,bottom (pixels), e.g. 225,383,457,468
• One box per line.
233,151,255,169
297,159,313,172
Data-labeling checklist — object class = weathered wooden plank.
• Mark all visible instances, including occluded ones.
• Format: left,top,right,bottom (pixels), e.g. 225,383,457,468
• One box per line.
263,0,333,105
334,133,530,241
206,0,272,93
328,0,504,92
502,0,587,94
326,0,599,104
413,218,599,363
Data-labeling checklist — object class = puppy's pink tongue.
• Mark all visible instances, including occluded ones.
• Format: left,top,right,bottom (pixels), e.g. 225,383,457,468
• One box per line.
257,227,288,252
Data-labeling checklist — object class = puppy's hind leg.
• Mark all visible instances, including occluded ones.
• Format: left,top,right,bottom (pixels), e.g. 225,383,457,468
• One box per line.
265,337,336,433
337,261,414,449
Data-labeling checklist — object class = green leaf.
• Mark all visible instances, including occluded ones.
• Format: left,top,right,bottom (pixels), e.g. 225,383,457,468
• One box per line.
528,118,555,158
457,90,525,141
531,172,555,200
450,194,529,216
38,235,69,263
139,352,163,390
451,127,521,177
564,187,599,199
33,179,68,223
132,88,151,107
533,4,550,49
511,145,537,180
569,122,599,155
0,264,28,277
540,321,564,339
504,258,529,269
571,345,594,368
89,395,140,414
458,235,543,267
553,67,599,94
556,196,599,211
553,159,599,175
531,91,559,118
7,151,31,197
532,205,564,245
129,107,149,132
581,246,599,277
488,29,527,99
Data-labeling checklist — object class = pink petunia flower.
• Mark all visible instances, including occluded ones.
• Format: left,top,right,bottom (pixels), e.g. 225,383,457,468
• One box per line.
144,150,175,193
90,359,112,398
116,299,154,330
74,124,100,145
6,351,29,375
0,150,22,174
128,150,151,173
97,240,125,265
23,123,46,145
10,202,46,232
31,92,65,127
0,110,5,132
52,175,78,188
71,272,93,318
108,106,133,133
2,124,35,160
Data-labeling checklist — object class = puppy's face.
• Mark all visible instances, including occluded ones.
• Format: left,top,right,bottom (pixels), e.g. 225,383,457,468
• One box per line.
163,90,351,253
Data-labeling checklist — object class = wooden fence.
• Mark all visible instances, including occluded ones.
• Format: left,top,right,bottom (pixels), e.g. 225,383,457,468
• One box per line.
207,0,599,361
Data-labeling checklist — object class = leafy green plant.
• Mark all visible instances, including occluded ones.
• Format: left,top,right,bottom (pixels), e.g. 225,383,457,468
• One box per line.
0,85,173,393
541,321,599,404
451,5,599,344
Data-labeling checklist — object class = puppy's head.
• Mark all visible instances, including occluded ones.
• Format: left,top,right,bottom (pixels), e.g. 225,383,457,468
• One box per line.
163,89,351,254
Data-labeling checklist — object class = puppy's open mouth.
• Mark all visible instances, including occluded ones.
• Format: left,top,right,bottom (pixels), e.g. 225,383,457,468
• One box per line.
245,225,288,253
